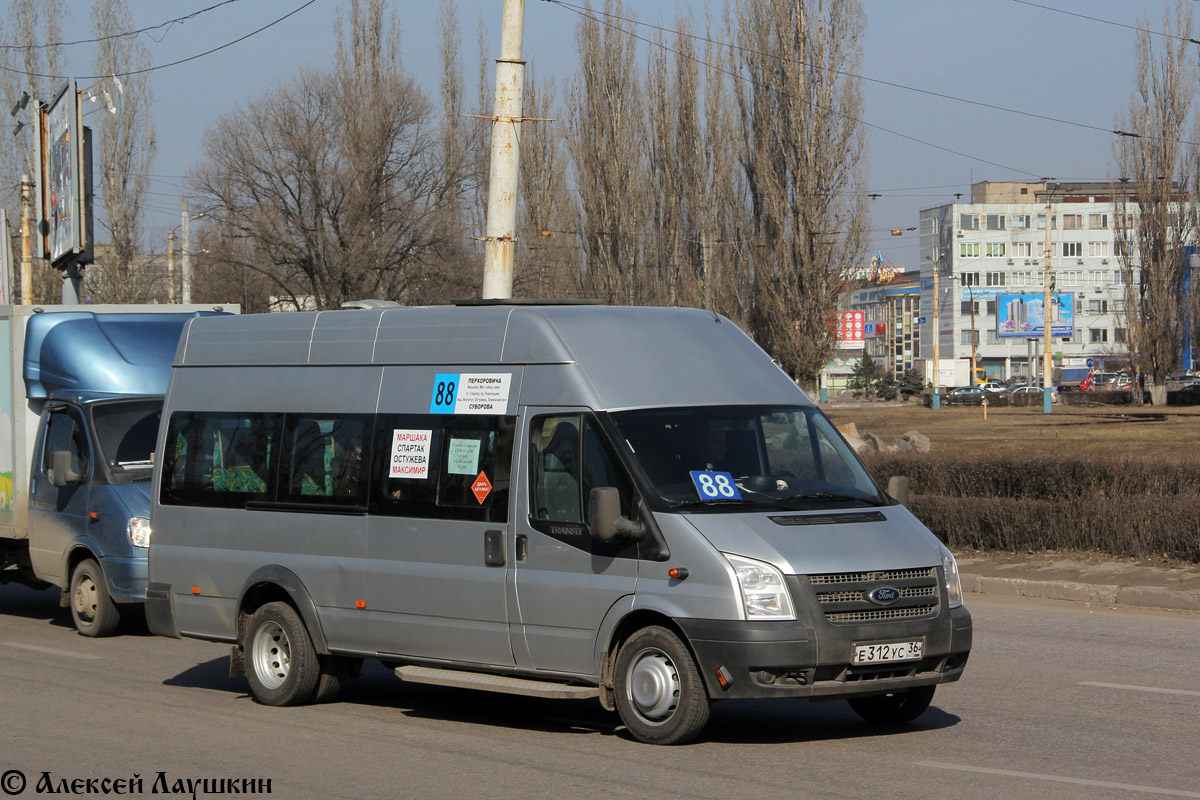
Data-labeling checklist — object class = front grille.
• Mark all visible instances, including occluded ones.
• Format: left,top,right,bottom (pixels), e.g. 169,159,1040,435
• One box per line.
804,566,940,624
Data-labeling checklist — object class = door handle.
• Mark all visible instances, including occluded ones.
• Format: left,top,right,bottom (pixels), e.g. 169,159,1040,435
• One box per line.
515,534,527,562
484,529,505,567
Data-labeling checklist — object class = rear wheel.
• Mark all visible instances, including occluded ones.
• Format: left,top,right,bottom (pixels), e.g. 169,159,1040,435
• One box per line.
613,626,710,745
245,602,319,706
70,559,120,638
847,685,936,724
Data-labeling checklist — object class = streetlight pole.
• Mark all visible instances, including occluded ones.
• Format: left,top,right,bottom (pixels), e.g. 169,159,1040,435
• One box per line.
1042,186,1055,414
931,250,941,409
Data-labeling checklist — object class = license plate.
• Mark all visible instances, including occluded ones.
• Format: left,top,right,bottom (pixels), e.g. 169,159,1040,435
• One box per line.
852,640,923,665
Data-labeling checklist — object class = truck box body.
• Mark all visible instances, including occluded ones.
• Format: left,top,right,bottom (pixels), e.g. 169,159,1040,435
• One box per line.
147,304,971,743
0,304,235,635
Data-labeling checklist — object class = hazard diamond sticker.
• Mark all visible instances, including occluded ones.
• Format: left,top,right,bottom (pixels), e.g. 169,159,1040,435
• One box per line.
471,471,492,504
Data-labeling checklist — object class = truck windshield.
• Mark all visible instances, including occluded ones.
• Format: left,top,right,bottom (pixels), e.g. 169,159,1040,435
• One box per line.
92,399,163,469
609,405,886,511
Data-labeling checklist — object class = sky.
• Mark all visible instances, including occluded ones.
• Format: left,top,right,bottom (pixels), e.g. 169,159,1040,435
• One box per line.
38,0,1169,269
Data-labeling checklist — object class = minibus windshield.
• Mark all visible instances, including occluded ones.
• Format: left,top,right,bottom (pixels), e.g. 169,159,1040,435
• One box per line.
610,405,886,511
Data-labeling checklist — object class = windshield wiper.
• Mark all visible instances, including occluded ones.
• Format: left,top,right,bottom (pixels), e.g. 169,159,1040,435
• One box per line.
777,491,881,506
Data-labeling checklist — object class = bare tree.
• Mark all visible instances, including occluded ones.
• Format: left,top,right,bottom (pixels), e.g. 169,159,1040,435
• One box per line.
566,0,649,305
189,0,468,309
1114,1,1198,405
731,0,868,391
0,0,67,303
85,0,159,304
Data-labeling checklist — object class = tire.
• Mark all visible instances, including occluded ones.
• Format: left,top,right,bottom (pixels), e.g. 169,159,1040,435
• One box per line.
310,656,354,704
245,602,320,706
847,685,936,724
613,626,710,745
70,559,120,638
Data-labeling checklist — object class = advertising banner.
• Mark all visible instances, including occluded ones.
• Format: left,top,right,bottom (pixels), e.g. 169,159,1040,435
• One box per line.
997,292,1075,338
836,310,865,350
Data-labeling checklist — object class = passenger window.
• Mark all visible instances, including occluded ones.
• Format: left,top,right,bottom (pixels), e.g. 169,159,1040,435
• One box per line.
372,414,514,523
161,412,279,508
278,414,370,505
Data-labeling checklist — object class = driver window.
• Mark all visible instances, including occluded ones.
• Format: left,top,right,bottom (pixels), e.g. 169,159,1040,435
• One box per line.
530,415,581,523
43,411,88,479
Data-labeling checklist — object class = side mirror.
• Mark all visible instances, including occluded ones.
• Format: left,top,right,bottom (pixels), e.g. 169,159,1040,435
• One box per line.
588,487,644,543
50,450,84,488
887,475,910,508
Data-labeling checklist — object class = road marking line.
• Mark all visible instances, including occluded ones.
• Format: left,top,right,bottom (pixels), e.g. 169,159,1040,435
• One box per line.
1080,681,1200,697
2,642,103,660
917,761,1200,798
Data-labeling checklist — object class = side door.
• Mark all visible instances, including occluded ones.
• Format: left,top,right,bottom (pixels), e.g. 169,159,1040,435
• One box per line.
365,409,518,667
29,405,91,582
511,409,639,676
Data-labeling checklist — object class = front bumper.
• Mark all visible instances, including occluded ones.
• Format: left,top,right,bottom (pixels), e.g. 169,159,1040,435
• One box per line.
678,605,972,701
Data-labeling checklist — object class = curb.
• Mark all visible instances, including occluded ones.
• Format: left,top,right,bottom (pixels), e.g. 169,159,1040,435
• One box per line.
960,573,1200,612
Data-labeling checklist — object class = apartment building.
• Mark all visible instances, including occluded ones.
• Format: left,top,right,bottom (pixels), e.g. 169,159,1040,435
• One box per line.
918,181,1132,383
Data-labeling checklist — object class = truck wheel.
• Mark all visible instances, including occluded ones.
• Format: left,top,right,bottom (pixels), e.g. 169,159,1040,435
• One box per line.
70,559,120,638
245,602,319,706
613,626,710,745
847,685,936,724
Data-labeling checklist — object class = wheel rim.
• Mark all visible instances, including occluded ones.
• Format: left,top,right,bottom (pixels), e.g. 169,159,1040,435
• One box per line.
72,573,97,624
251,620,291,690
625,647,680,725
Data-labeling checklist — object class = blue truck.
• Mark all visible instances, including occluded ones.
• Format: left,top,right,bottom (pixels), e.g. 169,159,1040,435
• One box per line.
0,304,234,635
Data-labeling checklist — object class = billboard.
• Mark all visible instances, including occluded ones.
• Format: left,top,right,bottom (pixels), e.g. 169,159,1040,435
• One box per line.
997,292,1075,338
836,310,865,350
37,79,92,267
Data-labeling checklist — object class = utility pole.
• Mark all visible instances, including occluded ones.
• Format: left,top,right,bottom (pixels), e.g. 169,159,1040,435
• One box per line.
480,0,526,300
931,249,941,409
167,229,176,304
1042,187,1054,413
19,175,32,305
181,199,191,304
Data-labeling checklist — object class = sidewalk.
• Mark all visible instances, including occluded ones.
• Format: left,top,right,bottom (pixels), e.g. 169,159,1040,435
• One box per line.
956,551,1200,612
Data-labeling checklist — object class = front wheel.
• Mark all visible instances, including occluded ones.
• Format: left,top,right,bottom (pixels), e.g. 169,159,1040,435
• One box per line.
613,626,710,745
70,559,120,637
847,685,936,724
245,602,320,706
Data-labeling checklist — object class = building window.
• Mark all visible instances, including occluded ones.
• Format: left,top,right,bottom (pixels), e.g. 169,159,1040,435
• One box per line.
961,272,980,286
959,214,980,230
1089,328,1108,343
1089,299,1108,314
1059,270,1082,287
1115,328,1128,344
1088,241,1110,258
960,330,979,346
1037,214,1057,230
1063,214,1083,230
986,243,1006,258
985,271,1005,287
1088,270,1106,285
1112,298,1125,312
1089,213,1108,229
960,242,980,258
986,300,997,315
1061,242,1083,258
1113,271,1124,284
1012,214,1031,229
1010,270,1034,287
986,330,999,345
986,214,1006,230
1012,242,1034,258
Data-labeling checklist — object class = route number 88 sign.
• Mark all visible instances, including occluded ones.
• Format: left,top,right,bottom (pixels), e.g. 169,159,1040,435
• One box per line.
689,470,743,501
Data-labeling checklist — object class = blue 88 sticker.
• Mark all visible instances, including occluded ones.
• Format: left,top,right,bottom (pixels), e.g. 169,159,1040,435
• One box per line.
430,373,460,413
689,470,742,501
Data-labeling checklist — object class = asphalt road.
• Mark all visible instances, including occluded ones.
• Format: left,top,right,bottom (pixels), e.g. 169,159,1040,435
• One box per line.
0,584,1197,800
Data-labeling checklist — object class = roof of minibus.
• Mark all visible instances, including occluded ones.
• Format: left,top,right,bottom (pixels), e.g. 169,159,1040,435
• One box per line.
174,304,811,410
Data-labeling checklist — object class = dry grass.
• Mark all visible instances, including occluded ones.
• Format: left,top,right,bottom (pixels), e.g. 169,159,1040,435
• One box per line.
824,400,1200,457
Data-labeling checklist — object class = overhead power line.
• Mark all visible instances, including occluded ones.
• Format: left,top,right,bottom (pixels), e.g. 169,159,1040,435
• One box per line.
1011,0,1200,46
0,0,244,51
0,0,318,81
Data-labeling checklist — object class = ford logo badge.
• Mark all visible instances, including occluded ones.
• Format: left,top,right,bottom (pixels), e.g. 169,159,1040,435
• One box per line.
868,587,900,605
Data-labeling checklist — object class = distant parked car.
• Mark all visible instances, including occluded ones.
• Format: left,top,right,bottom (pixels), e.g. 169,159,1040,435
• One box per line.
944,386,986,405
979,382,1006,393
1010,385,1059,404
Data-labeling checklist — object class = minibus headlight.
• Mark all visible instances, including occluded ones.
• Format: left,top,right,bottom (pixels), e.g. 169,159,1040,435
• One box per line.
941,545,963,609
724,553,795,620
127,517,151,548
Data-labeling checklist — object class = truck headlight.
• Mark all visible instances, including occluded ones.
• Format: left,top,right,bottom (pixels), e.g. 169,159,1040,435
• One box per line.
127,517,151,548
941,545,963,609
724,553,795,620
